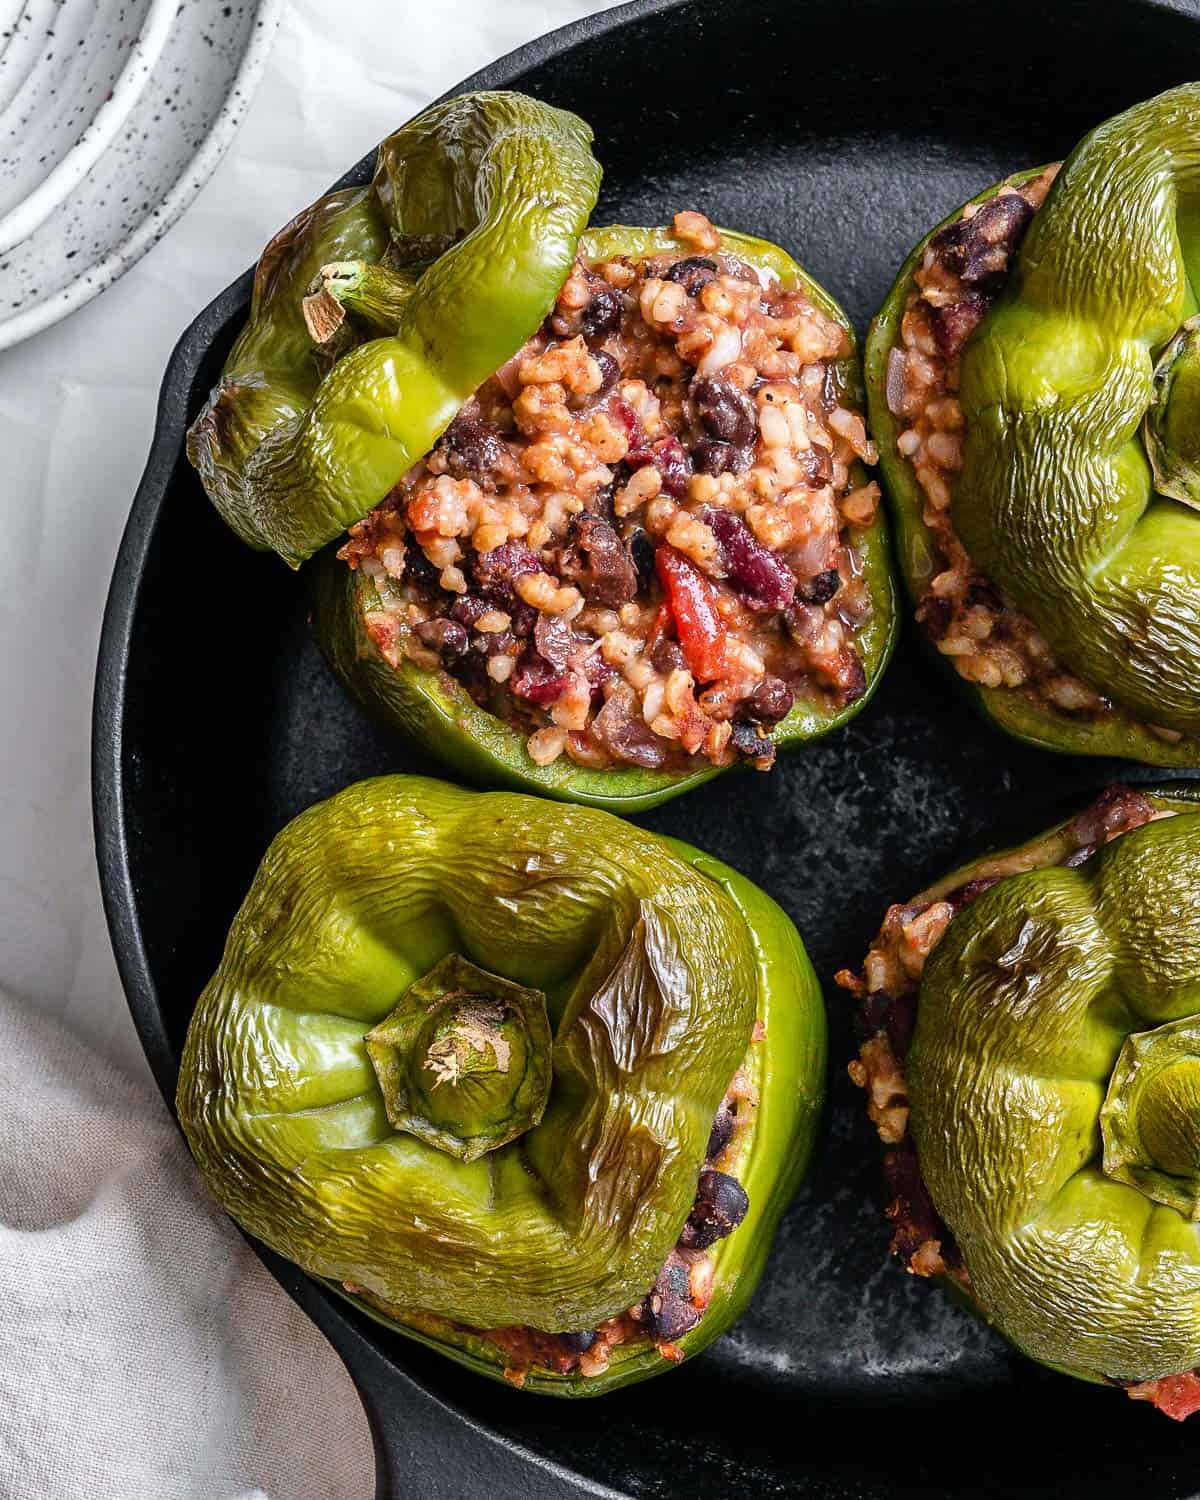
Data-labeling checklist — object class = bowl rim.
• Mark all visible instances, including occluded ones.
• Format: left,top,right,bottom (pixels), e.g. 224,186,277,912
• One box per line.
0,0,286,351
0,0,178,256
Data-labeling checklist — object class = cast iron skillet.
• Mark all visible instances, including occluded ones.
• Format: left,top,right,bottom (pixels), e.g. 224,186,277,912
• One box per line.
93,1,1200,1494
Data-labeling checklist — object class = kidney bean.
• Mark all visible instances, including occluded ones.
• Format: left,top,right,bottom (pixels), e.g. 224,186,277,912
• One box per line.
626,435,690,498
693,438,751,476
705,508,794,612
510,648,568,705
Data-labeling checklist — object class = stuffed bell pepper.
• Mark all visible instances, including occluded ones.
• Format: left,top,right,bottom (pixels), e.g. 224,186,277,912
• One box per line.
840,783,1200,1418
177,775,825,1395
187,90,895,811
866,84,1200,764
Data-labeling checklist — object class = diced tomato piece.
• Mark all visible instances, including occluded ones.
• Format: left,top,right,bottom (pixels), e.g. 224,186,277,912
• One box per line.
655,545,727,682
1128,1372,1200,1421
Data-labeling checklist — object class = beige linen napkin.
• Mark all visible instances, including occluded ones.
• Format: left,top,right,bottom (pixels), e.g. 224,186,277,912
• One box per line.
0,991,374,1499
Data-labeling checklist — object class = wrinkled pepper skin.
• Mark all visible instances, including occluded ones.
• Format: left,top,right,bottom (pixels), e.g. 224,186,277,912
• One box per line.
866,84,1200,765
909,785,1200,1385
186,92,602,568
176,776,825,1395
315,224,895,812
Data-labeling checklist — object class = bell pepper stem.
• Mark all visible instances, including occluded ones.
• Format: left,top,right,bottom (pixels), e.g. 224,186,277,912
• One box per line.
302,259,418,343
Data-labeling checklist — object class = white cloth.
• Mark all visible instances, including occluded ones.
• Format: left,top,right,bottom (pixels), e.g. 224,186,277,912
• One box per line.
0,3,615,1494
0,990,374,1499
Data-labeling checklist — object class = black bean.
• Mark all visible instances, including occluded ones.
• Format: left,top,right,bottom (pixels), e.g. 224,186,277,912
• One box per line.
691,376,757,448
470,540,540,599
729,719,776,768
931,191,1034,291
450,595,491,629
625,526,657,591
916,596,952,641
640,1253,700,1343
650,635,686,675
414,618,468,657
437,410,505,487
678,1169,750,1251
746,676,794,725
404,541,440,591
472,629,516,659
557,514,638,608
664,256,718,296
557,1330,599,1354
581,283,623,341
797,569,841,606
706,1100,735,1161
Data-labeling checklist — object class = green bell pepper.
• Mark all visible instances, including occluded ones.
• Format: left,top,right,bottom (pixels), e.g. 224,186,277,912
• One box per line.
313,224,895,812
186,91,602,569
176,775,824,1396
866,84,1200,765
899,785,1200,1391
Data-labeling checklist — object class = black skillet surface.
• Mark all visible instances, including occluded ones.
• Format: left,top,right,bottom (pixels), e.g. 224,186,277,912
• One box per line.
93,1,1200,1494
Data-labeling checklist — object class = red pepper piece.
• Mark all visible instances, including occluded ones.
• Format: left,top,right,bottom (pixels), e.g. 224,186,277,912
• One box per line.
655,545,728,682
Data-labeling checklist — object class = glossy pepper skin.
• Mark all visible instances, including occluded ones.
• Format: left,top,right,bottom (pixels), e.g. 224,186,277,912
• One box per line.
186,92,602,569
176,776,825,1396
866,84,1200,766
315,224,896,812
908,785,1200,1386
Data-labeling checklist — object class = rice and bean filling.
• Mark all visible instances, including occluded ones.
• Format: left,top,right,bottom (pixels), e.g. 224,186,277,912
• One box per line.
837,786,1196,1413
886,168,1179,741
340,211,879,774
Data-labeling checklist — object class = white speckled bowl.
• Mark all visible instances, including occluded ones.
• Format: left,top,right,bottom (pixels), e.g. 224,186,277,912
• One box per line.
0,0,282,351
0,0,178,255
